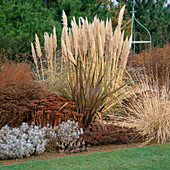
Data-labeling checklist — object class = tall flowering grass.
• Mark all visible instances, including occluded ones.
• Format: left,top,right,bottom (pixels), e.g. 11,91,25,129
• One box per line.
31,6,132,127
60,6,132,127
31,27,59,91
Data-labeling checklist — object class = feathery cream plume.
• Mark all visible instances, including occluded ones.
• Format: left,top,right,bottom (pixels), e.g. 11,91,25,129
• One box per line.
78,17,82,29
72,25,78,60
35,34,42,58
82,27,87,57
77,27,82,57
69,28,74,54
49,34,54,83
101,21,105,51
62,10,68,28
120,35,132,77
117,31,124,58
65,28,71,53
53,26,57,73
61,38,67,60
50,33,53,60
44,32,50,65
118,5,125,27
61,28,66,73
84,17,89,42
98,34,103,58
53,27,57,51
113,26,119,50
105,18,109,54
67,49,76,66
31,42,40,79
35,34,44,80
91,37,96,62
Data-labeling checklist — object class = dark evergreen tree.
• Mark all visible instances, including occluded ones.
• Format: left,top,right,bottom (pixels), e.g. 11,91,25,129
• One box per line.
0,0,127,61
117,0,169,47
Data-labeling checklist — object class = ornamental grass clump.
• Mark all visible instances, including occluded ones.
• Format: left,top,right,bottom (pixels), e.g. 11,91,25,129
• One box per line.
131,44,169,86
118,74,170,146
61,6,132,127
31,6,132,127
31,27,62,91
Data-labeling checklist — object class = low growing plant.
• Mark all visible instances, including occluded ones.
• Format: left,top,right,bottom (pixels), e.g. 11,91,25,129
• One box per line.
0,122,47,160
45,120,86,153
0,120,85,160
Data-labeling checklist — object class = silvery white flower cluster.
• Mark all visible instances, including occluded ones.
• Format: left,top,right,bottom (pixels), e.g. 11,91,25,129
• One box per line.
0,120,86,160
0,122,47,160
45,120,86,153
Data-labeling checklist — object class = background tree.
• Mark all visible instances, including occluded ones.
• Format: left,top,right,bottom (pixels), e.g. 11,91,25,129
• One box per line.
1,0,120,61
117,0,169,48
1,0,167,61
0,0,62,61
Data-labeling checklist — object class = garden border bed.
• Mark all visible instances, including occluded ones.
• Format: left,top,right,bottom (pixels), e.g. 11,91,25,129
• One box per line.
0,142,145,166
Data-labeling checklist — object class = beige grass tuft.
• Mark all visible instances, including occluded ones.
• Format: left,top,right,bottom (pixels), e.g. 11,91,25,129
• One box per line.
118,74,170,145
31,42,40,79
35,34,44,80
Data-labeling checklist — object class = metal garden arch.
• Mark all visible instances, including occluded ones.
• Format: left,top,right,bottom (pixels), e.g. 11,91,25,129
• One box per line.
121,0,152,68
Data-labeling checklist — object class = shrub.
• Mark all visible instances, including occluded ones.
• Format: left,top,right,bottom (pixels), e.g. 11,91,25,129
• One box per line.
0,36,32,62
82,123,144,146
131,44,169,86
0,0,62,60
0,62,45,128
119,74,170,145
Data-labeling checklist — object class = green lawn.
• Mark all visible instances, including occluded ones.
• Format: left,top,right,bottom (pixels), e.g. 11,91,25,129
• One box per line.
1,143,170,170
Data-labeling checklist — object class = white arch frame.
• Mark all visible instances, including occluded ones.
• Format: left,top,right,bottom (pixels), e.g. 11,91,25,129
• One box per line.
121,0,152,68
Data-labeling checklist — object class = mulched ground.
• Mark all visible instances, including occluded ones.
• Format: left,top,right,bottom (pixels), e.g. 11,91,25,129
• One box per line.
0,143,143,166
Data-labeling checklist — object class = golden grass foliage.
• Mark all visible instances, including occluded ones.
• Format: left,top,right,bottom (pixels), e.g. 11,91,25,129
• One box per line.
31,27,60,90
61,6,132,90
31,6,132,127
118,74,170,145
61,6,132,127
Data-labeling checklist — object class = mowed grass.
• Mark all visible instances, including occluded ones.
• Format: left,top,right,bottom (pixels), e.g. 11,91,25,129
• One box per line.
1,143,170,170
